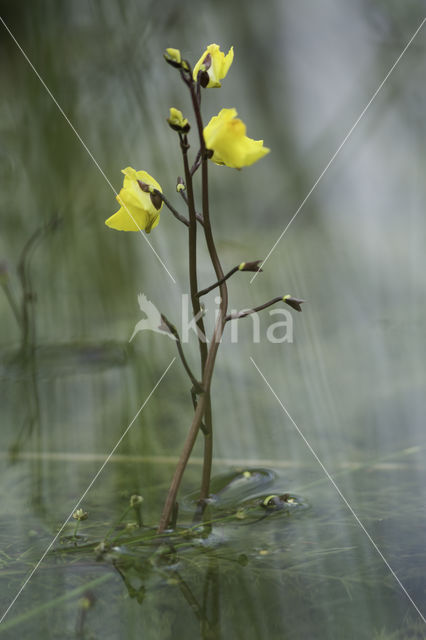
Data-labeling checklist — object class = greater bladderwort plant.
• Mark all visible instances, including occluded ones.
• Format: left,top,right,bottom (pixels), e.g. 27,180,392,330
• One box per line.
105,44,304,533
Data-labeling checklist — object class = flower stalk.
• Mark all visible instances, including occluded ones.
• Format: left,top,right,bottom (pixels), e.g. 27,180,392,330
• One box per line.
105,44,305,534
196,261,263,298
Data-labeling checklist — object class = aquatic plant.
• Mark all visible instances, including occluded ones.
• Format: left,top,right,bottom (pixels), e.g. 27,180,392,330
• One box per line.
105,43,304,533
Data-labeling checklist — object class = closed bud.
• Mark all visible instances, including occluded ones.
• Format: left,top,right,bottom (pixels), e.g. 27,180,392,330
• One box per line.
130,494,144,508
79,592,95,611
72,508,88,521
283,295,305,312
164,47,182,68
238,260,263,272
167,107,190,133
176,177,186,193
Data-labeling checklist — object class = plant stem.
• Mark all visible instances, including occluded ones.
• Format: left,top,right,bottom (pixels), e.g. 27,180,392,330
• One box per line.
177,188,204,225
73,520,80,539
190,149,202,176
226,296,283,321
196,266,239,297
226,295,304,320
180,128,214,503
187,77,229,503
157,310,225,532
161,313,203,393
159,193,190,227
158,391,207,532
159,68,233,531
180,134,209,372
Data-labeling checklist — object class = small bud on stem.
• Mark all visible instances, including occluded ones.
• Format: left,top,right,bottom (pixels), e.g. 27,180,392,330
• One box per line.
283,295,305,312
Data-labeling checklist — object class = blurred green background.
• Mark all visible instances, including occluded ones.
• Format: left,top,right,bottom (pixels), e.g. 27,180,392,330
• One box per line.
1,1,426,638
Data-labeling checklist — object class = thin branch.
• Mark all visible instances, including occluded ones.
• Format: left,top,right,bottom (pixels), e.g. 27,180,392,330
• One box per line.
158,192,189,227
196,261,263,298
190,149,202,176
161,314,203,393
197,267,238,298
178,187,188,204
225,295,305,322
177,183,205,226
17,215,60,353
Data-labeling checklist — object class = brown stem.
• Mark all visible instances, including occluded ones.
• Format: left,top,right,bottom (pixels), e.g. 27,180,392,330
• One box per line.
187,77,229,502
181,130,215,505
225,297,283,321
180,135,209,368
158,392,207,532
157,311,225,532
197,261,263,298
196,266,238,298
190,149,202,176
161,314,203,393
177,188,205,226
159,193,189,227
225,295,305,321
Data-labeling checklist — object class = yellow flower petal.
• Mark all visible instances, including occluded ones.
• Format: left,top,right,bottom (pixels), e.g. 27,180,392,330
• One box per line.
167,107,189,131
105,167,163,232
105,207,146,232
204,108,270,169
164,48,181,65
193,44,234,88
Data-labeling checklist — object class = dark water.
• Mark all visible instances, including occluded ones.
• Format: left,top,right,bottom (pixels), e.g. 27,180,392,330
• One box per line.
1,1,426,638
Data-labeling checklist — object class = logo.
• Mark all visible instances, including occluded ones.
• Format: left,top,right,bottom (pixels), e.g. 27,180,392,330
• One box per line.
130,293,294,344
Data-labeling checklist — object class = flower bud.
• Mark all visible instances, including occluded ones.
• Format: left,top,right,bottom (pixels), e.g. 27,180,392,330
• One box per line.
283,295,305,312
72,508,88,521
167,107,190,133
130,494,144,508
79,592,95,611
238,260,263,272
164,47,182,68
176,177,186,193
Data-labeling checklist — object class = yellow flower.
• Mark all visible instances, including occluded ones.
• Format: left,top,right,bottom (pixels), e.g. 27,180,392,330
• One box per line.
203,108,270,169
193,44,234,88
105,167,163,233
167,107,190,132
